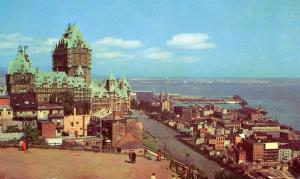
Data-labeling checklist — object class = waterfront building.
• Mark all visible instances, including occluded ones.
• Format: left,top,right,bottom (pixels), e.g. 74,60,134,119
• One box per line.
238,107,265,121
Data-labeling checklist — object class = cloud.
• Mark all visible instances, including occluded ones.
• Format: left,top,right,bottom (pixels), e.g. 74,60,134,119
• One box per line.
0,33,32,49
167,33,216,49
0,33,58,54
93,46,135,59
95,37,142,48
143,47,172,60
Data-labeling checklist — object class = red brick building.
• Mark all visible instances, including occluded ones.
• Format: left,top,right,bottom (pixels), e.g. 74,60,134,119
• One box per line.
235,146,246,163
38,121,56,138
243,139,264,162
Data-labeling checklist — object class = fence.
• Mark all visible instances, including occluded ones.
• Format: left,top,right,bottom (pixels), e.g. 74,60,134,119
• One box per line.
0,141,115,153
169,160,208,179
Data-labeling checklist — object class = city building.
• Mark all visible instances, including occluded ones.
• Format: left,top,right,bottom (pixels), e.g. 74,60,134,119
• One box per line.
52,23,92,85
38,121,56,138
37,104,64,136
10,92,38,127
244,139,264,162
90,74,131,117
5,23,131,117
235,146,246,164
159,92,170,112
278,145,292,161
6,45,90,104
116,133,145,155
64,108,90,137
0,105,17,132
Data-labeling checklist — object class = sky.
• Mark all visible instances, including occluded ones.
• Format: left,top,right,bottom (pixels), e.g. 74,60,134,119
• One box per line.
0,0,300,78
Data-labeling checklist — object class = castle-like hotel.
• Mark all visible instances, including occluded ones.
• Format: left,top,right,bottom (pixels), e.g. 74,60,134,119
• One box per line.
6,23,131,116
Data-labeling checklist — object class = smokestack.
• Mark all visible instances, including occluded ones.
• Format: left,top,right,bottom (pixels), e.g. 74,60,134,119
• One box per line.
73,107,77,116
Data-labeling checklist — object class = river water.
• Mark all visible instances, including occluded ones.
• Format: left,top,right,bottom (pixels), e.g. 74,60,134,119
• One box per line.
133,79,300,130
132,110,220,179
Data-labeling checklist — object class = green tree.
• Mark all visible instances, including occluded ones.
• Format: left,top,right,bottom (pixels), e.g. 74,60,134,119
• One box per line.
215,170,243,179
22,126,39,143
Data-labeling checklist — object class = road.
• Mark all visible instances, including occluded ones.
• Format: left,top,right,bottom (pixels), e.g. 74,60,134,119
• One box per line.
132,110,221,179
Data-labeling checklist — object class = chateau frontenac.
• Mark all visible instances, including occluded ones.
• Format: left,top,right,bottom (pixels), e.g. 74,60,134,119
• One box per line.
6,23,131,116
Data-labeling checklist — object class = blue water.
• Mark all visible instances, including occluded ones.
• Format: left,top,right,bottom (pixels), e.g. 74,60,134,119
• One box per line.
133,79,300,130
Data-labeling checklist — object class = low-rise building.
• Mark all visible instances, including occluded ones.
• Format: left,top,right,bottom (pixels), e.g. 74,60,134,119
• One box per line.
10,92,38,127
235,147,246,164
243,139,264,162
0,105,21,132
38,121,56,138
278,145,292,161
116,133,144,155
64,108,90,137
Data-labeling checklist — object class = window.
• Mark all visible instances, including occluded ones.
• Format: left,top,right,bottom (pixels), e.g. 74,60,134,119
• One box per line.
71,122,74,127
76,121,79,124
24,100,29,105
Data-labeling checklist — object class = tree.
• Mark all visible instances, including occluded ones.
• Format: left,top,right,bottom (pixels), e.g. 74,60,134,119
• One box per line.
22,126,39,143
5,125,21,133
215,170,243,179
75,100,91,115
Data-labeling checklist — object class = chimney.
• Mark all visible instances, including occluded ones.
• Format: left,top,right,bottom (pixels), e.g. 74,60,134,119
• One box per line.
73,107,77,116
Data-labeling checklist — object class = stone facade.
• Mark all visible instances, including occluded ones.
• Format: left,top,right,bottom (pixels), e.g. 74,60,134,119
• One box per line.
52,23,92,85
6,23,131,117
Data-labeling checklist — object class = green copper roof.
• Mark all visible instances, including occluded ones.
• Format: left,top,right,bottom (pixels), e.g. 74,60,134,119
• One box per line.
90,81,108,98
76,65,84,76
61,23,90,49
109,72,116,81
90,74,131,99
119,75,128,85
34,70,88,90
8,46,35,74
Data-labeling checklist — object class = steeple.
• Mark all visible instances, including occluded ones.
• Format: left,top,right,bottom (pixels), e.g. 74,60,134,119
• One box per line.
8,46,34,74
109,72,116,81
